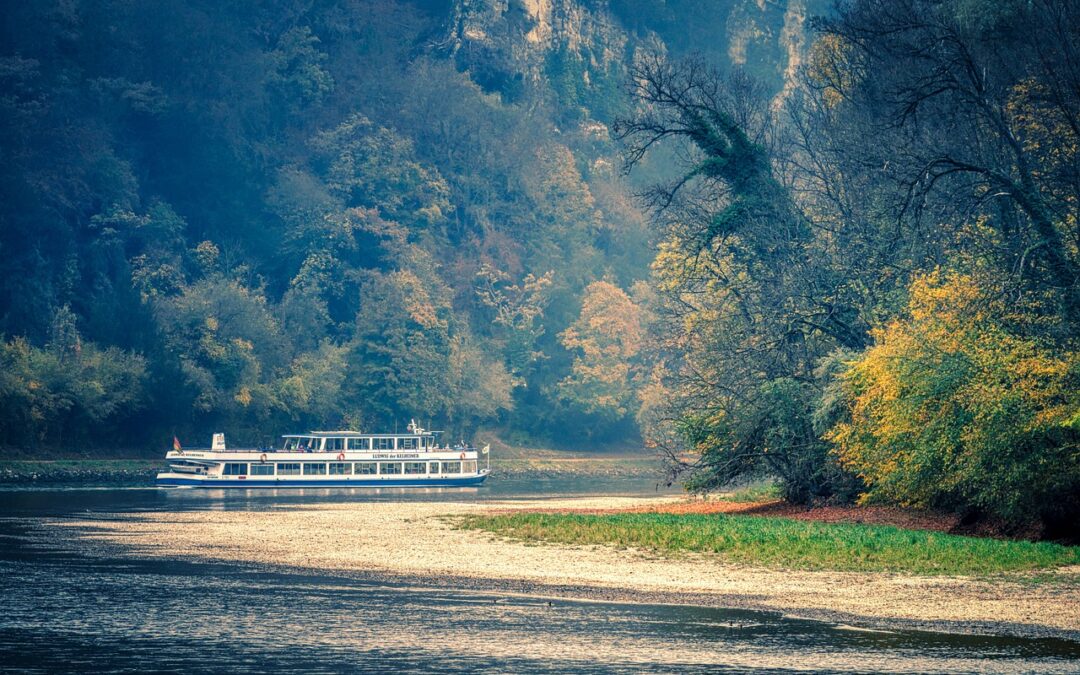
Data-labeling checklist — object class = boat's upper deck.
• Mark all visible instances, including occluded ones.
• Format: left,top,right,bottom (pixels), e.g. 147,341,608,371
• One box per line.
280,430,461,452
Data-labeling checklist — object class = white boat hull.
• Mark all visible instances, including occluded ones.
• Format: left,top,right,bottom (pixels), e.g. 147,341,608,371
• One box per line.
155,472,488,488
156,449,488,488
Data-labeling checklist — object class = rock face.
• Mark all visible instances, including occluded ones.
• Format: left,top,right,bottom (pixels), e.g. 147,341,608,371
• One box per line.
441,0,628,98
439,0,827,108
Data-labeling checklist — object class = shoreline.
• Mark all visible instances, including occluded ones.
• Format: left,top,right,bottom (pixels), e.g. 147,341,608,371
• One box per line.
0,456,660,486
38,495,1080,643
232,563,1080,643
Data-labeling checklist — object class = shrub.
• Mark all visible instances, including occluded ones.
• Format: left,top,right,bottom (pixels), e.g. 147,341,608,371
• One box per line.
828,271,1080,529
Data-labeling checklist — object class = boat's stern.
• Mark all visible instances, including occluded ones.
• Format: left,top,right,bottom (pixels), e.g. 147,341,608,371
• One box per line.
156,471,201,487
158,451,217,486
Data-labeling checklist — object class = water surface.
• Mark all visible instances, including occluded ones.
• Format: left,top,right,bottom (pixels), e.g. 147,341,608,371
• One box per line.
1,479,1077,673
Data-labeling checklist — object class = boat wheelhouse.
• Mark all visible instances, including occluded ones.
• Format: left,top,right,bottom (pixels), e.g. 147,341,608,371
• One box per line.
156,426,489,488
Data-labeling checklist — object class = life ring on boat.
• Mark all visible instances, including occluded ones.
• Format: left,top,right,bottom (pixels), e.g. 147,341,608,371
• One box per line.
337,452,345,461
459,452,466,460
260,453,268,463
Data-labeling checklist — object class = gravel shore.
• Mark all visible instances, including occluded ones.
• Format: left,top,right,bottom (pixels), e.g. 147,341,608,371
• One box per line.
48,495,1080,641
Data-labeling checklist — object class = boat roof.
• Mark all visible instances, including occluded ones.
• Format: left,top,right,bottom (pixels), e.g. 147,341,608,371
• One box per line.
282,430,443,438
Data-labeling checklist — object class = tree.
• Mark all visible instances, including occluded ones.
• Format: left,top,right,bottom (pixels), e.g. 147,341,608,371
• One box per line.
616,53,863,500
828,271,1080,529
447,333,514,432
344,270,455,429
815,0,1080,326
0,321,147,449
153,275,288,430
558,280,644,421
474,263,553,384
266,26,334,112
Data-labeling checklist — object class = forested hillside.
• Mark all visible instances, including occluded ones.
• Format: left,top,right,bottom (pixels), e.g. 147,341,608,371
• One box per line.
0,0,816,450
4,0,1077,533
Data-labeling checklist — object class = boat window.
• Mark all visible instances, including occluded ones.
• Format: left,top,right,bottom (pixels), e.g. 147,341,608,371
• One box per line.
399,437,417,450
347,438,370,450
250,464,274,476
354,462,377,474
303,462,327,475
379,462,402,475
297,438,316,451
463,460,477,474
421,436,433,449
428,462,441,474
329,462,351,475
325,438,344,451
223,463,248,476
283,438,299,451
374,437,394,450
277,463,301,476
442,461,462,474
403,462,426,474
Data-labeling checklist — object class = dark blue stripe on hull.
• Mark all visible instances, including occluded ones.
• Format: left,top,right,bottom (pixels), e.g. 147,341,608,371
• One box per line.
156,476,488,488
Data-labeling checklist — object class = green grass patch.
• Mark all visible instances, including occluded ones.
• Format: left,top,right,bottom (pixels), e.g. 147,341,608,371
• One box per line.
455,512,1080,576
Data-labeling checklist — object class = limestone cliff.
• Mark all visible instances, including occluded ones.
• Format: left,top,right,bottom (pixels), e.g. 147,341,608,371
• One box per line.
437,0,828,111
439,0,627,100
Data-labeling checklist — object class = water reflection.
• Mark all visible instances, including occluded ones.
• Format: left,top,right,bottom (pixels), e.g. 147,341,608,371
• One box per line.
0,475,672,517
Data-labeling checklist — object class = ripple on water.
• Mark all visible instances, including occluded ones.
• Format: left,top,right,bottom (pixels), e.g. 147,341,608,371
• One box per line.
0,485,1078,674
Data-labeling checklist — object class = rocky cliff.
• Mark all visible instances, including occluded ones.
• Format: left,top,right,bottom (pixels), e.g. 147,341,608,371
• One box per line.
438,0,828,113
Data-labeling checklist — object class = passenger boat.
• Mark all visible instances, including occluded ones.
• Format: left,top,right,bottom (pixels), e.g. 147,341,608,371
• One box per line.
155,423,489,488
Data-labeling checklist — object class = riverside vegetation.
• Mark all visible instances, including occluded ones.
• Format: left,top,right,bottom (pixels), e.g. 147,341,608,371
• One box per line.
456,512,1080,576
1,0,1079,539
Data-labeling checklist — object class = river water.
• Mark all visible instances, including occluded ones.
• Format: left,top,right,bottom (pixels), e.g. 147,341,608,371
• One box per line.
0,478,1077,674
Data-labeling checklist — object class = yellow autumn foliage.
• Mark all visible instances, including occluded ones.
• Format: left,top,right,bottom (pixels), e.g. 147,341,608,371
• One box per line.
828,271,1080,523
558,281,645,418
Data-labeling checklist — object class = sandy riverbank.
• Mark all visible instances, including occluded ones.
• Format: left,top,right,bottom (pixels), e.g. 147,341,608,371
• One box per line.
47,495,1080,641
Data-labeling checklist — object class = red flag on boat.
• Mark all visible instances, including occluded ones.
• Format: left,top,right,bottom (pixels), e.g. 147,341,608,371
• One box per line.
173,436,182,452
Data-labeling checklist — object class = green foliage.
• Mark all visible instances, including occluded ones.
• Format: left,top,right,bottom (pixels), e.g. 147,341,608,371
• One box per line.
266,26,334,111
153,276,287,424
345,270,454,426
0,0,654,449
678,378,860,504
456,511,1080,575
558,281,644,421
546,47,587,119
310,114,452,228
448,334,515,426
0,333,147,448
273,341,349,424
829,272,1080,527
625,0,1080,532
475,264,553,384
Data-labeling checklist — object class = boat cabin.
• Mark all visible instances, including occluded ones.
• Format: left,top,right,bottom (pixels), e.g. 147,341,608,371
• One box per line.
279,430,446,452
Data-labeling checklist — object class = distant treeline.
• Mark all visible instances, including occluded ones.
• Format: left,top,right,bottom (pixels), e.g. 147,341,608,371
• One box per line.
629,0,1080,533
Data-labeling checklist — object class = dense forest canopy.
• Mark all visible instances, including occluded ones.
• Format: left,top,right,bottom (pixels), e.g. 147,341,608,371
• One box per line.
0,0,676,449
2,0,1077,532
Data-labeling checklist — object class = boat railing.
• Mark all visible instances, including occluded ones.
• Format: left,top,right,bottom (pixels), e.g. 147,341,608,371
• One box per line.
177,446,480,454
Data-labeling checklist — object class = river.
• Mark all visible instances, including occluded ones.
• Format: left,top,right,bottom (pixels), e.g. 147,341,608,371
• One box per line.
1,478,1077,674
